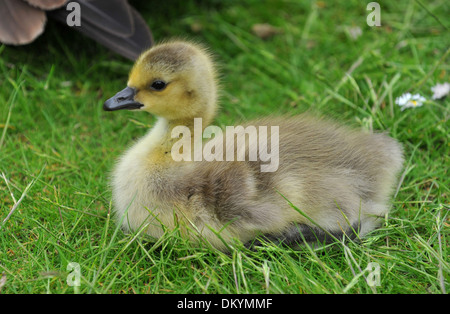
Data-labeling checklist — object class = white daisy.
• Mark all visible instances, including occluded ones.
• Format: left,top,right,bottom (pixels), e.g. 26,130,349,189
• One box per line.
431,82,450,100
395,93,426,111
347,26,362,40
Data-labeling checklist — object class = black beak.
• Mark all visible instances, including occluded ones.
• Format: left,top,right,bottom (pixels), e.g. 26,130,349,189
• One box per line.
103,87,144,111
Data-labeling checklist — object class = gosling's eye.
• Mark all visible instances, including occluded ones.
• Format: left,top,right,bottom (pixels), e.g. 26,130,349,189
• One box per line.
149,80,167,91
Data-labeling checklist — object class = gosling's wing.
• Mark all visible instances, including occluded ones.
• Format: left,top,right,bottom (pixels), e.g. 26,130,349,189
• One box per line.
48,0,153,60
0,0,47,45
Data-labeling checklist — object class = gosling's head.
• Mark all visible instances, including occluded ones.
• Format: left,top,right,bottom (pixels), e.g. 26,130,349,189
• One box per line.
103,40,218,123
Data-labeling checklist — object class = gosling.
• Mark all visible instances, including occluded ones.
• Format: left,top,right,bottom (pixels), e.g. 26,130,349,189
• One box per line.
103,40,404,251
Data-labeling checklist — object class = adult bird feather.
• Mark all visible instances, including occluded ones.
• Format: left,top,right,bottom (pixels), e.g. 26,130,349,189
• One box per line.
0,0,153,60
49,0,153,60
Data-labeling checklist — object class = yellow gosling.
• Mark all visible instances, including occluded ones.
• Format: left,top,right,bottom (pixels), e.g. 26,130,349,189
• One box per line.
103,40,404,251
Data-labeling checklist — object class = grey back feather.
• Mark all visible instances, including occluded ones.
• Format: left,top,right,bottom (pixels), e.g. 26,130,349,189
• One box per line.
0,0,153,60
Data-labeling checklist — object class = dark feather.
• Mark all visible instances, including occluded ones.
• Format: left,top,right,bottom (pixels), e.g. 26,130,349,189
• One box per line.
48,0,153,60
67,0,134,37
0,0,153,60
246,222,360,249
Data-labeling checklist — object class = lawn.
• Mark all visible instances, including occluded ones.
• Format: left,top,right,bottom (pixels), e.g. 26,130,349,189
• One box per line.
0,0,448,294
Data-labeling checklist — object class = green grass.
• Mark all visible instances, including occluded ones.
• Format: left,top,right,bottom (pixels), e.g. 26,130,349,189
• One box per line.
0,0,448,294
